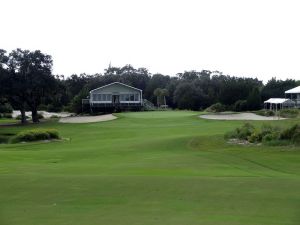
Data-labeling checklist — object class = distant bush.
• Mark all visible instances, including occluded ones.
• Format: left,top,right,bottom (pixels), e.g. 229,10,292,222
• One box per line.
50,115,60,119
233,100,248,112
0,113,12,118
2,113,13,118
255,110,275,117
0,103,13,114
206,103,226,113
16,115,30,120
225,123,300,146
37,113,44,119
224,123,255,140
62,105,72,112
47,104,62,112
279,109,299,118
280,124,300,145
37,104,47,111
11,129,60,143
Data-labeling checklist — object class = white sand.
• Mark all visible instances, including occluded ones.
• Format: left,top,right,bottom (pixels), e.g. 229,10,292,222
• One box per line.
59,114,117,123
200,112,285,121
12,110,72,118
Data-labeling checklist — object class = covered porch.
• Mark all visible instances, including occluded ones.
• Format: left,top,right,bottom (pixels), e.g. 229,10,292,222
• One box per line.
264,98,295,111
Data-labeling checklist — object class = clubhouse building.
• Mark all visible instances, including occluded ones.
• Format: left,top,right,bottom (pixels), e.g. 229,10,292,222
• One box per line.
83,82,143,112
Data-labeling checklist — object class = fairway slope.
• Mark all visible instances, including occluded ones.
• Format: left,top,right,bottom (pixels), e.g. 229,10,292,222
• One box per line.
0,111,300,225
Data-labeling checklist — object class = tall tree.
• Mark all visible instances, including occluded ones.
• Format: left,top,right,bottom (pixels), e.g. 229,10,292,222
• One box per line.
153,88,163,107
160,89,169,106
247,87,262,110
8,49,56,122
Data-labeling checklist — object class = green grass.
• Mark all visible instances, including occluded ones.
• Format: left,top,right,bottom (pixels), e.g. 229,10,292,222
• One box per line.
0,111,300,225
0,118,18,125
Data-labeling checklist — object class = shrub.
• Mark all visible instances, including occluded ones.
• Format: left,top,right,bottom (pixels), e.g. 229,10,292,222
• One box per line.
16,115,30,120
281,124,300,145
226,123,300,146
255,110,275,117
50,115,60,119
292,132,300,145
206,103,226,113
2,113,12,118
11,129,60,143
37,104,47,111
233,100,248,112
248,131,262,143
46,129,59,139
279,109,299,118
37,113,44,119
237,123,255,140
47,104,62,112
280,124,300,140
262,132,280,143
225,123,255,140
265,110,275,117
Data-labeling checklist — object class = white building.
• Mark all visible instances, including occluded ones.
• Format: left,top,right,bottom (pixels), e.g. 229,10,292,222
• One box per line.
84,82,143,112
285,86,300,107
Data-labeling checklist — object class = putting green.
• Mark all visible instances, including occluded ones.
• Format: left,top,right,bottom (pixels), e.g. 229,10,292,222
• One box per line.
0,111,299,225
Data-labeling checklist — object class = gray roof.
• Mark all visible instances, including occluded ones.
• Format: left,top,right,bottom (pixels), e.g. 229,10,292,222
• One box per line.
89,82,142,93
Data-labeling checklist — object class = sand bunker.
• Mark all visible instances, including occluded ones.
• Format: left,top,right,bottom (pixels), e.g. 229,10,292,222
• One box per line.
12,110,72,119
59,114,117,123
200,112,285,121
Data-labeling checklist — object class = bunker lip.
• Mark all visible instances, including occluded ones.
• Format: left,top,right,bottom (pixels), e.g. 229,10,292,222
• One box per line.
199,112,286,121
59,114,117,123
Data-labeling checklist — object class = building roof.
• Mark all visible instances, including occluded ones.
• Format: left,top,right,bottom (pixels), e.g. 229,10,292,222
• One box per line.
264,98,293,104
285,86,300,94
89,82,142,93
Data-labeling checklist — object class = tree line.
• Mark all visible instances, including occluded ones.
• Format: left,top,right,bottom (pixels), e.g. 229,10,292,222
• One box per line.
1,48,299,123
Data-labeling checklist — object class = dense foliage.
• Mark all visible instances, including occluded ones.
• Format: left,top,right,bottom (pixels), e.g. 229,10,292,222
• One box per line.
11,129,60,143
1,48,299,121
225,123,300,145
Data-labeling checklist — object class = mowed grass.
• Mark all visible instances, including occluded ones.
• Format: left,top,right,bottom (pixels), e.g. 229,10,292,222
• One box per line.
0,111,300,225
0,118,18,125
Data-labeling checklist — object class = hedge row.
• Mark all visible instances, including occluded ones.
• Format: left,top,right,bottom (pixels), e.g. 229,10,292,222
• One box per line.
11,129,60,143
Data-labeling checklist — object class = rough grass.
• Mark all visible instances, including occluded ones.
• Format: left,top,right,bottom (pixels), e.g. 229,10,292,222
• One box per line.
0,111,300,225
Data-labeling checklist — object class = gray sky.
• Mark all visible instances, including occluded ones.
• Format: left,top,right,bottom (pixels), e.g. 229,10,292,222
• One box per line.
1,0,299,81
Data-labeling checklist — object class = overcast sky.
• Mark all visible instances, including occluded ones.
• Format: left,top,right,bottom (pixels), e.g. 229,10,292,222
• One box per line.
1,0,299,81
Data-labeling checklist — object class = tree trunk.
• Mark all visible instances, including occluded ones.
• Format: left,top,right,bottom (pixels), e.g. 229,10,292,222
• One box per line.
20,106,27,124
31,107,39,123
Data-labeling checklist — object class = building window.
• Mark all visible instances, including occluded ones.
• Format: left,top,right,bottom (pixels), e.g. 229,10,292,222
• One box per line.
130,94,134,101
134,94,139,101
125,94,130,101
